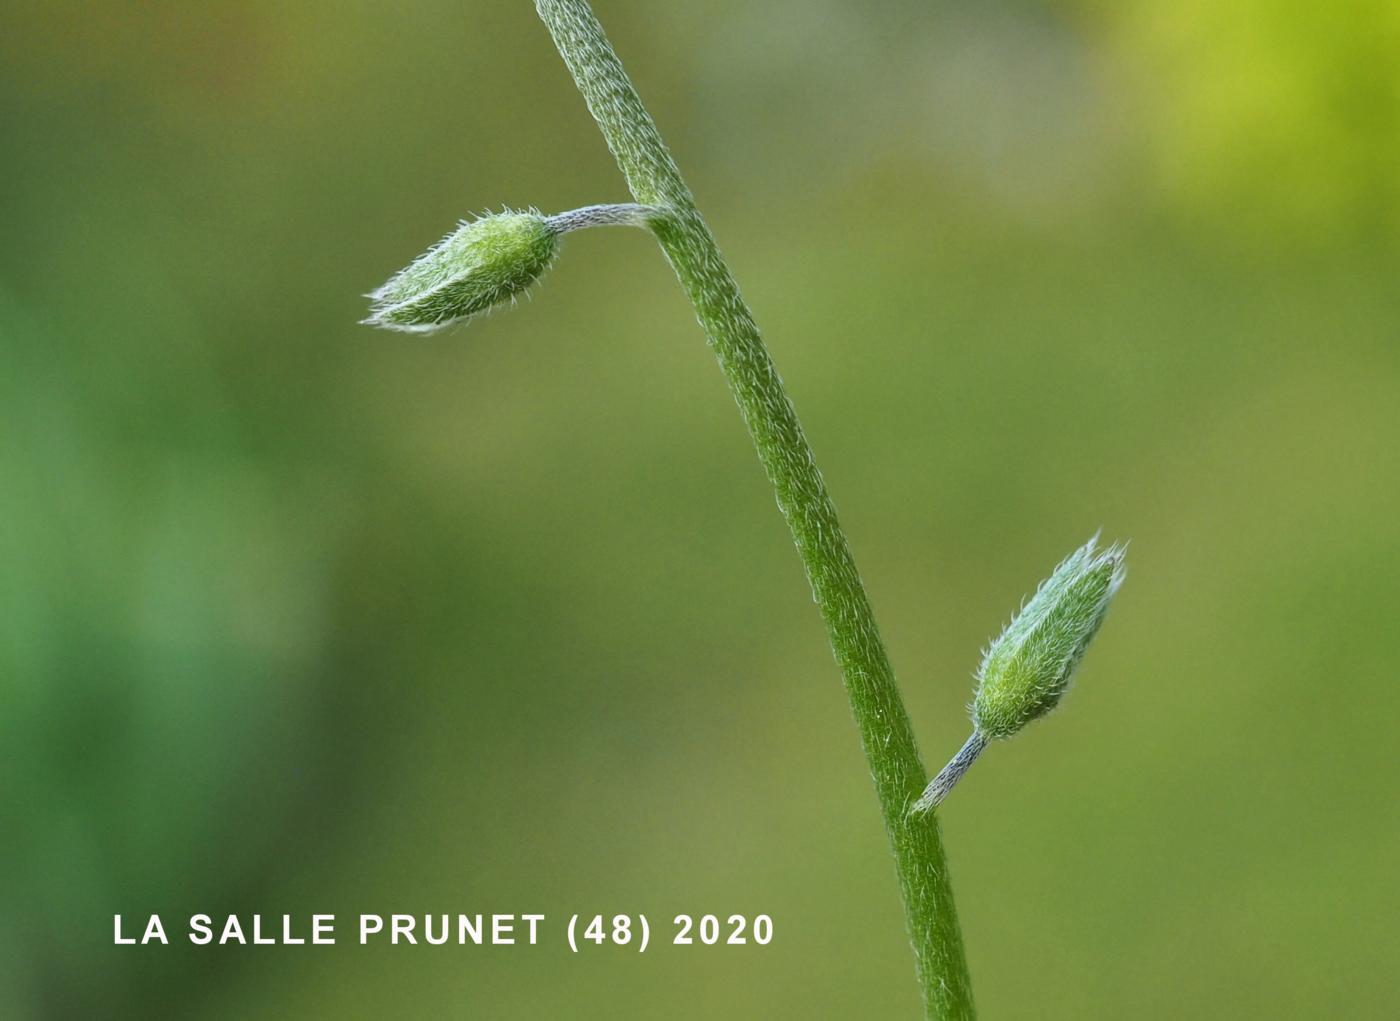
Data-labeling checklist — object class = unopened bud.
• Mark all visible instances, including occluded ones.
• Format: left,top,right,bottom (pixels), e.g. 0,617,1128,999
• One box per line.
364,209,558,333
972,535,1125,738
913,535,1125,814
364,203,661,334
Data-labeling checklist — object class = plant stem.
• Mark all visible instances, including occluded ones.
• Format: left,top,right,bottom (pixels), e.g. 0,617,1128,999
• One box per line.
546,202,659,233
533,2,974,1016
914,730,989,815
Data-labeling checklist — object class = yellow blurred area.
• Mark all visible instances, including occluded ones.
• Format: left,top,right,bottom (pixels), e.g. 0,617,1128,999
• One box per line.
1104,0,1400,240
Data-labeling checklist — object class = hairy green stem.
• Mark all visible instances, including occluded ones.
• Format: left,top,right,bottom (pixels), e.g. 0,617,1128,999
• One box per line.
534,2,974,1016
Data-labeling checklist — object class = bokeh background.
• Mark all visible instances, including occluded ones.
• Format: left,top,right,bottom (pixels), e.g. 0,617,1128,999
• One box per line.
3,1,1397,1017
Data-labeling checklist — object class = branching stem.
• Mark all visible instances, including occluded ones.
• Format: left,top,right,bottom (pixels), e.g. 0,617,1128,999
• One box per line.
547,202,660,233
913,730,989,815
534,2,975,1016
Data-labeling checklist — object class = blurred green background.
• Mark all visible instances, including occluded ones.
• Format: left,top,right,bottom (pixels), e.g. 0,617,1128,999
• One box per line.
3,1,1397,1017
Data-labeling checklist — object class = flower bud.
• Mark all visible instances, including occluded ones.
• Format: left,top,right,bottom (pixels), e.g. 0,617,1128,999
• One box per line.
364,209,558,333
913,536,1125,815
972,535,1125,739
